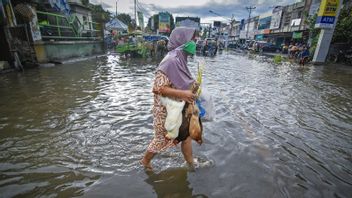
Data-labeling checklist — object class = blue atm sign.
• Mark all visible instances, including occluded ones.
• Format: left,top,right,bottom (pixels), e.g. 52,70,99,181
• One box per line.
316,16,335,24
315,0,339,29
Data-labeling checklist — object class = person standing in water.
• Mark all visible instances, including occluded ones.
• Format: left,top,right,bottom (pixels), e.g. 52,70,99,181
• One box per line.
141,27,198,170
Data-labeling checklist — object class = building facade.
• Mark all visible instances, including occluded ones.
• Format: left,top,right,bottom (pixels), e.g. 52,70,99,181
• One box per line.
236,0,313,46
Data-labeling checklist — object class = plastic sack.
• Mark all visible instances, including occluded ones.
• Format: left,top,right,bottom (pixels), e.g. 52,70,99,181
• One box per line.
160,96,185,139
197,88,215,121
196,99,206,118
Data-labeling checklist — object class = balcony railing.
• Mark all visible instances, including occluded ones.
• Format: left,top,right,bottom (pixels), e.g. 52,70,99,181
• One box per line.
36,11,102,41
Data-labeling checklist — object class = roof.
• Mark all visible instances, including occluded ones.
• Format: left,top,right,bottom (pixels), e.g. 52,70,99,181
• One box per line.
105,18,128,30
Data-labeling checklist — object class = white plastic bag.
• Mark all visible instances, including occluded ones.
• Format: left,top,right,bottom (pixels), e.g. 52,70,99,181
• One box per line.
160,96,185,139
198,88,215,121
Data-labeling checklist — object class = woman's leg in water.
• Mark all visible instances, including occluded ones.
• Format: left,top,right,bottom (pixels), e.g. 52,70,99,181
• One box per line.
141,151,155,170
181,136,194,167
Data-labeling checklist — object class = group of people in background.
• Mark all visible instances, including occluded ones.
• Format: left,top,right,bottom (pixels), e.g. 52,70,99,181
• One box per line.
286,42,310,66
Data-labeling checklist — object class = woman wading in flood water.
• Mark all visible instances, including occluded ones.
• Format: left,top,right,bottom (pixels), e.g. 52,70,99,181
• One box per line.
140,27,199,171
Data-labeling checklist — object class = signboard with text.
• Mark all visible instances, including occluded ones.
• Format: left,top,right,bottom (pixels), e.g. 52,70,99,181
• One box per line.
315,0,339,28
258,16,271,30
158,12,170,33
270,8,282,29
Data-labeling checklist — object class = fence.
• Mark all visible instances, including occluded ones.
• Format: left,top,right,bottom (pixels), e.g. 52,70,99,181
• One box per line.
36,11,102,41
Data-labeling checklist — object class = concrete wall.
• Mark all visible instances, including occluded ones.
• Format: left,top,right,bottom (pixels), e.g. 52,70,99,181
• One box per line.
34,40,103,63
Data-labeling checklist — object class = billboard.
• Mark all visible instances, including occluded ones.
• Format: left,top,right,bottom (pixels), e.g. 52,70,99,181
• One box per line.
258,16,271,30
158,12,170,33
315,0,340,29
270,7,282,29
292,31,303,39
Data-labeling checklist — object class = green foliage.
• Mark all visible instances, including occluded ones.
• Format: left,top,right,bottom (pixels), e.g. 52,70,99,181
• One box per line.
89,4,112,23
332,5,352,45
273,55,282,64
305,13,320,56
81,0,89,6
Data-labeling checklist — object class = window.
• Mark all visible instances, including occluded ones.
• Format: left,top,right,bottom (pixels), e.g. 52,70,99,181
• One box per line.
83,16,87,25
284,13,291,26
297,11,302,18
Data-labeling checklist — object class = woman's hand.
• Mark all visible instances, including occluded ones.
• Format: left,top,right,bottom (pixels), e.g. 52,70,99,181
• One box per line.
155,86,196,103
179,90,196,103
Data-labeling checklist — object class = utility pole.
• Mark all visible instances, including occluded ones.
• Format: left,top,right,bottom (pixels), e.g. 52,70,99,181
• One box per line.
246,6,256,40
134,0,137,23
115,0,118,18
209,24,211,38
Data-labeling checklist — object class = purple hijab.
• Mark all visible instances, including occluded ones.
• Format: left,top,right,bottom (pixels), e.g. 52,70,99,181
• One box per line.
158,27,196,90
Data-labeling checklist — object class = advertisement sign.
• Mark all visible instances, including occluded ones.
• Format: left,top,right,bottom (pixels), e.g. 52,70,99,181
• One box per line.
292,31,302,39
258,16,271,30
158,12,170,33
137,11,144,30
315,0,339,28
256,34,264,40
270,9,282,29
291,18,301,26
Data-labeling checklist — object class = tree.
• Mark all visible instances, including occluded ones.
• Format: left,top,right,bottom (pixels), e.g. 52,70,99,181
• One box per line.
332,4,352,45
89,4,112,23
81,0,89,6
117,13,132,26
305,13,320,56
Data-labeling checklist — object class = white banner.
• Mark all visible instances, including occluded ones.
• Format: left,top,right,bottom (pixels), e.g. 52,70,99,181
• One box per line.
270,10,282,29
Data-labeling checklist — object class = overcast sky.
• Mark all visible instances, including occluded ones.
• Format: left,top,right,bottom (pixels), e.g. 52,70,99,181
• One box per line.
91,0,301,23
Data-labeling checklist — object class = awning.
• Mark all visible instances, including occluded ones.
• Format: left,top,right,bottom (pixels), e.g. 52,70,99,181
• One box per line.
105,18,128,31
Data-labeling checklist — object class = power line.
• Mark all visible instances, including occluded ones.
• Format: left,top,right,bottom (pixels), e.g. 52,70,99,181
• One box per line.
245,6,256,40
136,0,151,18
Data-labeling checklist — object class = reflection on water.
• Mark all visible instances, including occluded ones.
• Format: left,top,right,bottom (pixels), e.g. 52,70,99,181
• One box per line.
144,168,206,198
0,52,351,197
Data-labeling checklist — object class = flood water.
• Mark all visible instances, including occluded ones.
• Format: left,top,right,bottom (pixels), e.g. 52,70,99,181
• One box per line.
0,52,351,198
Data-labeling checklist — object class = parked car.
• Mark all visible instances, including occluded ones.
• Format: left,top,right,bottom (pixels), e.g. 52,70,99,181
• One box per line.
260,43,281,53
252,41,267,52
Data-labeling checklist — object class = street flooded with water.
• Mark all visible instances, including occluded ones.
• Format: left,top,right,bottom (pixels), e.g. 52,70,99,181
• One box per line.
0,52,351,197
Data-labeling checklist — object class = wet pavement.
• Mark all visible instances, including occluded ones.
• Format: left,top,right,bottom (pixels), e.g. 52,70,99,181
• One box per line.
0,51,351,197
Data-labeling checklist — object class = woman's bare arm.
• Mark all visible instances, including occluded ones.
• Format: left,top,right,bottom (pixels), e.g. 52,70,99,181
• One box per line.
153,86,196,103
